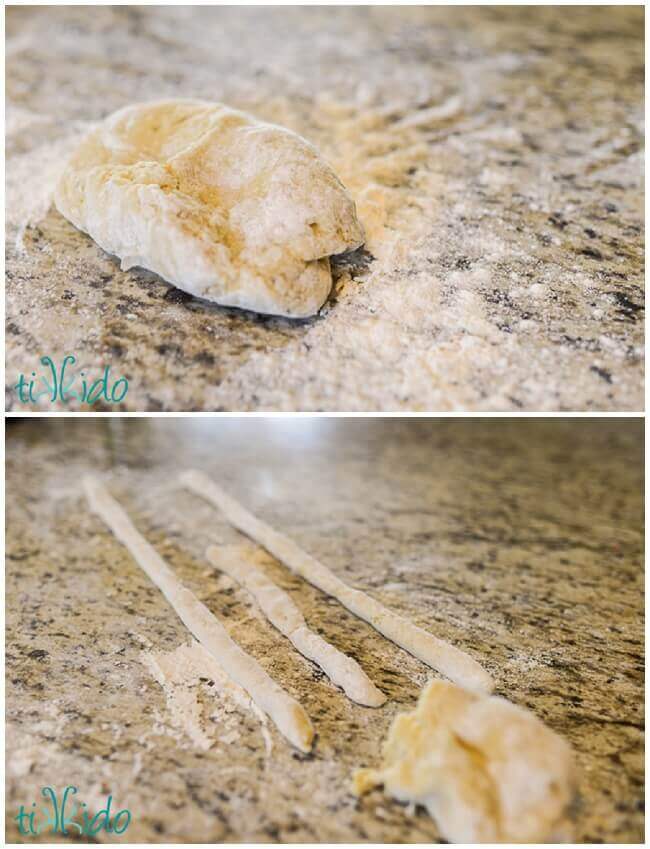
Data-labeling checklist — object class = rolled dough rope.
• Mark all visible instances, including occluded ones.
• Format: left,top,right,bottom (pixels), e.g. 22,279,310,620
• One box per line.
180,471,493,695
207,544,387,708
83,476,314,752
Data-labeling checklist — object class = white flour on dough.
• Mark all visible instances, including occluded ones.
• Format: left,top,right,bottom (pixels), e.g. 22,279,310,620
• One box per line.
354,680,577,843
55,99,364,317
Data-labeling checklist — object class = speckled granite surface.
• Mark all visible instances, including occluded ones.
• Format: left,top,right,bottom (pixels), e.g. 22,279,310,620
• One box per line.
5,6,644,411
6,418,644,842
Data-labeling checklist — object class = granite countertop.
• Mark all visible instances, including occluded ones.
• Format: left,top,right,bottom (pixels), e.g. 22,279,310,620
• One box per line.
6,418,644,842
5,6,644,411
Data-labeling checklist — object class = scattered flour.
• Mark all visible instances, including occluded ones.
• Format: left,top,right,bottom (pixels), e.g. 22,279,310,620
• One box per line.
141,639,268,752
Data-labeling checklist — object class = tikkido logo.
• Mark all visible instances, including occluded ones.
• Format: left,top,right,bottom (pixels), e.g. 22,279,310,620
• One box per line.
14,355,129,406
14,786,132,837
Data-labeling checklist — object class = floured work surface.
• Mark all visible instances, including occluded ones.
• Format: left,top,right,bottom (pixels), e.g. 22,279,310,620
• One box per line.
5,7,644,411
5,418,644,841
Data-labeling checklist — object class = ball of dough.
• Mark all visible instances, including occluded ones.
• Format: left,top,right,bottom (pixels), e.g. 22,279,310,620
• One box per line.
55,100,365,317
354,680,577,843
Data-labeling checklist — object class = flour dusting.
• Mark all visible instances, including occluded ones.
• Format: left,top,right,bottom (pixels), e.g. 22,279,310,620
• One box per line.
141,640,263,751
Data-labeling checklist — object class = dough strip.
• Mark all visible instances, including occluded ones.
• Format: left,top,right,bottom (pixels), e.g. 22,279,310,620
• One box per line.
83,476,314,752
207,544,386,707
180,471,493,694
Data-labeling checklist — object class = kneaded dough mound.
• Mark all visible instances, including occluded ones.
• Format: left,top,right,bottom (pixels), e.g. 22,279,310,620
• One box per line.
354,680,577,843
55,100,365,317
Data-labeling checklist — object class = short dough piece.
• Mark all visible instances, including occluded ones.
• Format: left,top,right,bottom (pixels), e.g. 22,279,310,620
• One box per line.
180,470,493,695
55,99,364,317
83,476,313,752
353,680,577,843
208,544,386,707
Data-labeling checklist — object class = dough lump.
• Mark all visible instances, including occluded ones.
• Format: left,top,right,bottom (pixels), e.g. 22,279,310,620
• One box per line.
353,680,577,843
55,100,364,317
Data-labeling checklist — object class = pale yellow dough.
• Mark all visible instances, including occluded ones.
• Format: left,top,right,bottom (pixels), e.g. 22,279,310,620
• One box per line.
83,476,314,753
353,680,577,843
208,544,386,707
55,99,364,317
180,470,493,695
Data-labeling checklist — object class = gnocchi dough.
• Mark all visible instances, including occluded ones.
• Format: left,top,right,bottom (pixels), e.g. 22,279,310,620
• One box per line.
208,544,386,707
55,100,364,317
181,470,493,694
83,476,314,752
353,680,577,843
